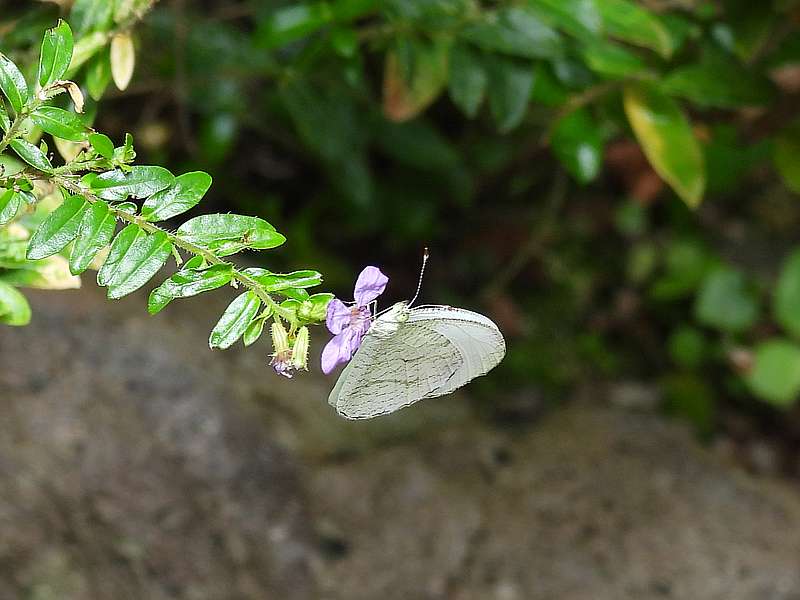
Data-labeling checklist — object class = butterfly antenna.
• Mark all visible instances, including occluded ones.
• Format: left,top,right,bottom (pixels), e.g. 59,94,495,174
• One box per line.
408,248,430,308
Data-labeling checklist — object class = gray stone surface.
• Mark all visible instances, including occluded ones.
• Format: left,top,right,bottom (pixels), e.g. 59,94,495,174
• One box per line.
2,284,800,599
309,406,800,600
0,287,314,600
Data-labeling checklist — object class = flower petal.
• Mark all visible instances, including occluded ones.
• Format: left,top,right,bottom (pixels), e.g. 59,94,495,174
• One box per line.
326,298,351,334
353,266,388,307
321,330,356,374
270,357,294,378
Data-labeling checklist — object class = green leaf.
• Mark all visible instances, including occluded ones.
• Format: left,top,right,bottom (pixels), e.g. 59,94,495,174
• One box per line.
26,195,88,260
650,238,715,301
596,0,672,58
580,38,646,78
660,54,774,108
147,264,233,314
280,287,311,302
86,51,112,101
177,214,286,257
462,7,562,60
68,31,107,72
96,223,140,286
89,166,175,200
243,316,267,347
89,133,115,159
746,339,800,407
660,13,698,56
330,0,379,20
447,43,488,119
774,124,800,194
115,201,138,214
30,106,90,142
0,100,9,130
0,52,29,113
70,0,114,37
551,108,603,184
774,249,800,338
528,0,603,38
0,281,31,326
209,291,261,349
623,83,705,208
530,63,568,106
0,153,25,177
98,227,172,299
1,255,80,290
278,298,302,323
257,2,333,49
487,56,535,133
0,189,20,226
140,171,213,221
107,234,172,299
705,125,769,196
383,37,450,122
69,200,116,275
115,133,136,164
9,139,53,172
38,20,74,88
724,1,775,63
667,326,708,370
241,268,322,291
694,266,759,333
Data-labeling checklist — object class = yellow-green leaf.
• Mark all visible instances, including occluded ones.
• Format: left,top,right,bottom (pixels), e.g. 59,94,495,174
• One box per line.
623,83,705,208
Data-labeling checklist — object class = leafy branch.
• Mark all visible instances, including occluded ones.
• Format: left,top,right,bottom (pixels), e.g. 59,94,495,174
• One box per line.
0,20,330,377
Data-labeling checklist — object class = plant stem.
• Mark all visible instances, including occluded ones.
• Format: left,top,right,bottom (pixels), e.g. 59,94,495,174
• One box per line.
53,174,280,309
0,98,43,154
481,169,568,298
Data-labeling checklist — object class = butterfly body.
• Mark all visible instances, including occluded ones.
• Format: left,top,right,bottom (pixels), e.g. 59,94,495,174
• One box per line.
328,303,506,419
369,301,410,337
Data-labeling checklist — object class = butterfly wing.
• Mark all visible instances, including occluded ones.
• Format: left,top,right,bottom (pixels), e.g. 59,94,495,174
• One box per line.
408,305,506,397
328,305,505,419
328,319,463,419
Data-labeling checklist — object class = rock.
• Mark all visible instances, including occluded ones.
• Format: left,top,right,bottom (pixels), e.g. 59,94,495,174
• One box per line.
608,380,661,411
3,284,800,600
0,287,315,600
309,403,800,600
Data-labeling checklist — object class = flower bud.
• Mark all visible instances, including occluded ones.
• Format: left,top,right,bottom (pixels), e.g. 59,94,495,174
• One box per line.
269,321,293,378
291,326,310,371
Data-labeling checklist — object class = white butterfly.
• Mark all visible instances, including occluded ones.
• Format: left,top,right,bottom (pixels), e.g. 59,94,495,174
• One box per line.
328,300,506,419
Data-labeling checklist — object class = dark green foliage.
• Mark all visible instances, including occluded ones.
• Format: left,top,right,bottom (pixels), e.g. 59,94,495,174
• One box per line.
7,1,800,410
0,18,326,371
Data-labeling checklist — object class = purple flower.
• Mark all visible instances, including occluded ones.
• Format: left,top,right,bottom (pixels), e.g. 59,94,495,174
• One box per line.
321,266,388,374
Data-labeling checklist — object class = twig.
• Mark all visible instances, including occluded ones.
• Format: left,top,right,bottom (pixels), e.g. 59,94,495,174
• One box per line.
481,169,568,298
53,174,289,317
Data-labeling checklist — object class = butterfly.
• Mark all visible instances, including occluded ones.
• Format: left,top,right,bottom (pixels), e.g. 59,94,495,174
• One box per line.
324,251,505,419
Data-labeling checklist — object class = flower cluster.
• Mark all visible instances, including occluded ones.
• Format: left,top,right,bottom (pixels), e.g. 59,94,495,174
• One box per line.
269,321,310,378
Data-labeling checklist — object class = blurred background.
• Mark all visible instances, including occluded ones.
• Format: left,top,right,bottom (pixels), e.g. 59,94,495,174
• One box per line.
4,0,800,598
